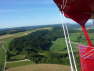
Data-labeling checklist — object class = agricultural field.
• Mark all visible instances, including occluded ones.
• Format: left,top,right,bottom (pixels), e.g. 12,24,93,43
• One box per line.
6,64,70,71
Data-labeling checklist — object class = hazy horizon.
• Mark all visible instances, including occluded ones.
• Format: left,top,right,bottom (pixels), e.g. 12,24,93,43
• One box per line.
0,0,93,29
0,0,77,29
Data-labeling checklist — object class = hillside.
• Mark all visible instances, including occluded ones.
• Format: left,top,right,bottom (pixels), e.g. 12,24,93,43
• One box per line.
0,24,94,71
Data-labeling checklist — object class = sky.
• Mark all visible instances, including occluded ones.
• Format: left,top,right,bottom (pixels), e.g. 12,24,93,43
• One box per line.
0,0,93,29
0,0,77,29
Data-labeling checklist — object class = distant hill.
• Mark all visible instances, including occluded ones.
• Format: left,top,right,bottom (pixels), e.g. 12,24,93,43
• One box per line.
0,23,93,36
0,24,62,35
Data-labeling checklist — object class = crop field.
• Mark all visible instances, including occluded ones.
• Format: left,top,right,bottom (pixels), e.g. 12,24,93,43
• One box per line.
6,64,70,71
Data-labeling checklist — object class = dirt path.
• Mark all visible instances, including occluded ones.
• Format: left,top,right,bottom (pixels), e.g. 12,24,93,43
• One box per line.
6,64,70,71
7,59,30,63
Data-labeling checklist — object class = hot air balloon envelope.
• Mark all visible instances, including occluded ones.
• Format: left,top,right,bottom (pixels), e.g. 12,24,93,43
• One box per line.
54,0,94,25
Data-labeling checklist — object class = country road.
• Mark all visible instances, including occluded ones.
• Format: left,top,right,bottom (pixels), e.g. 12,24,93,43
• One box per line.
7,59,30,64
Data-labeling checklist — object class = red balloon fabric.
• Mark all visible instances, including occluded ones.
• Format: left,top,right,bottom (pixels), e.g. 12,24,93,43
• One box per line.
78,45,94,71
54,0,94,25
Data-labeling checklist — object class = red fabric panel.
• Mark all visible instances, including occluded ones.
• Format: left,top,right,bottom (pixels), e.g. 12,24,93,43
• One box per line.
54,0,92,25
64,13,90,26
78,45,94,71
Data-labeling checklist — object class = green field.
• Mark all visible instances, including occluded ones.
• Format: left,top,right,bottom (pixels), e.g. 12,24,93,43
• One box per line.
51,38,66,51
